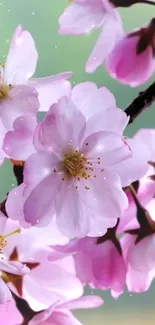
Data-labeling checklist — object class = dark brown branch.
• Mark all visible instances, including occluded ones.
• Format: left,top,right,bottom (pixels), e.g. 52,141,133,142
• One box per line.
125,81,155,124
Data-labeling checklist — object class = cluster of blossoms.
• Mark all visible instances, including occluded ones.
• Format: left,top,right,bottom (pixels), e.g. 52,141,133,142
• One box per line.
1,1,155,324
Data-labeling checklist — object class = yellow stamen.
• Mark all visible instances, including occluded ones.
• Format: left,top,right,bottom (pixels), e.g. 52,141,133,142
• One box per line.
0,228,21,252
4,228,21,238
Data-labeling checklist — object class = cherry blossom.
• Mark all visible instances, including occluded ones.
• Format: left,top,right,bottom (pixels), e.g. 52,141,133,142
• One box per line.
59,1,124,74
0,212,29,303
106,18,155,86
0,215,83,311
6,83,150,238
50,236,126,299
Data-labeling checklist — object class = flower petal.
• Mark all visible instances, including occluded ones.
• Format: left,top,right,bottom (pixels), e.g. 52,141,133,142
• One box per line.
0,278,12,303
29,73,72,112
59,1,105,35
72,82,116,120
58,295,104,310
24,174,62,226
4,25,38,85
24,151,59,188
56,181,91,238
6,184,30,228
82,131,131,166
37,96,86,155
0,85,39,130
86,11,124,73
109,138,151,187
83,170,128,220
3,115,36,160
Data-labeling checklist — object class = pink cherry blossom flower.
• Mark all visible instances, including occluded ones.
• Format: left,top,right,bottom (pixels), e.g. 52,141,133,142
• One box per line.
5,25,72,112
49,236,126,299
29,295,103,325
0,212,29,304
106,18,155,87
59,1,124,74
6,83,150,238
0,299,23,324
0,215,83,311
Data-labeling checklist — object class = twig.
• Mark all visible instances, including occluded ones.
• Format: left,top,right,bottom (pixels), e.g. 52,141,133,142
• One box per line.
125,81,155,124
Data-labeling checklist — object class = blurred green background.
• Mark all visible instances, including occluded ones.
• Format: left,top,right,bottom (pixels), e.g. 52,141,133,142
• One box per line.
0,0,155,323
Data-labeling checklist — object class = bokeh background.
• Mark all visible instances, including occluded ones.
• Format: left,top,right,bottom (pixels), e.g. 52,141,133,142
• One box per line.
0,0,155,323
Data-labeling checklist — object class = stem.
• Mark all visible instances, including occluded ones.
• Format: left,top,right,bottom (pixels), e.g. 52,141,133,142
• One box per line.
125,81,155,124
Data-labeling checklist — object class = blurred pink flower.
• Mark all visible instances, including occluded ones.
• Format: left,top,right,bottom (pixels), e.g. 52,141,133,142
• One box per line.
0,299,23,324
50,236,126,299
29,295,103,325
0,212,29,304
0,215,83,311
106,19,155,86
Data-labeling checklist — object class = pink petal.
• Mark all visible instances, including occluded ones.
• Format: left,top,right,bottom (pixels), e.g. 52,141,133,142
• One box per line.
0,259,29,275
86,11,124,72
126,265,153,293
85,107,128,137
56,181,91,238
82,132,131,166
0,300,23,324
72,82,116,120
6,184,30,228
0,211,7,234
28,303,57,325
36,97,86,155
4,25,38,85
29,73,72,112
59,1,105,35
30,309,82,325
0,85,39,130
0,120,7,165
83,170,128,221
58,295,103,310
109,137,151,187
23,258,83,311
24,174,60,227
24,151,59,188
106,34,155,87
88,215,117,237
134,128,155,161
127,235,155,273
0,278,12,303
92,241,126,293
3,115,36,160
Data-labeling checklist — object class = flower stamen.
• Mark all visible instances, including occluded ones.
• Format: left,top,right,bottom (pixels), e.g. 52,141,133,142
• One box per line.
0,228,21,252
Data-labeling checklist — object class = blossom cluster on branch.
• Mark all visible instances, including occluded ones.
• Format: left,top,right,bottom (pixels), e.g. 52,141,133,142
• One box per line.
1,1,155,324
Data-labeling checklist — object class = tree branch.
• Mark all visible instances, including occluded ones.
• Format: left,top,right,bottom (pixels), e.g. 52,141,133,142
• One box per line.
125,81,155,124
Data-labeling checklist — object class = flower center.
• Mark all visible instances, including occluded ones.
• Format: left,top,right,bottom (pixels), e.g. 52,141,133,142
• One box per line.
62,151,87,179
0,84,11,99
0,228,21,252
